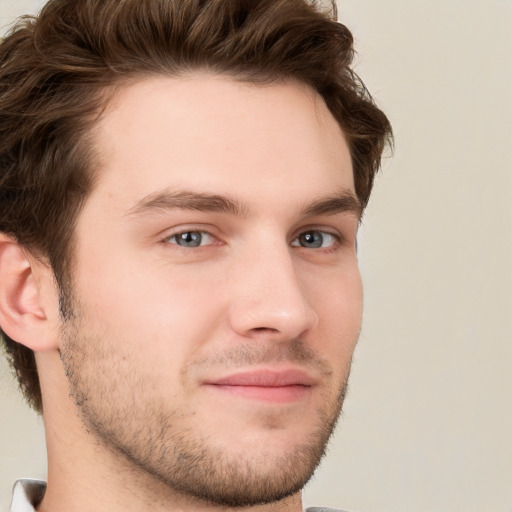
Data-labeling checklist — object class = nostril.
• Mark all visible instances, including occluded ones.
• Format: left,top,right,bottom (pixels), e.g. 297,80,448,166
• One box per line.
252,327,279,333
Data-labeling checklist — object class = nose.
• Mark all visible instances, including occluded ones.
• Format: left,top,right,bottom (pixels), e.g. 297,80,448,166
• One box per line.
227,240,319,341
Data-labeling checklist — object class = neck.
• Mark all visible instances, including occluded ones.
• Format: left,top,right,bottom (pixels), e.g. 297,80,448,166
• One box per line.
41,418,303,512
37,353,303,512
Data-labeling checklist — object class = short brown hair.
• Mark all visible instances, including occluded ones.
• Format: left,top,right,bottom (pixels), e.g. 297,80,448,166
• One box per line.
0,0,392,413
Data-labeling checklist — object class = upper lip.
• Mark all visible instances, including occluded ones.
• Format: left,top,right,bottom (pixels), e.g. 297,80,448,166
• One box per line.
204,369,316,387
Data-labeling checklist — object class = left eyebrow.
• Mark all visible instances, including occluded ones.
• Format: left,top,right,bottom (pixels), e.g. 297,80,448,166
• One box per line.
301,190,363,219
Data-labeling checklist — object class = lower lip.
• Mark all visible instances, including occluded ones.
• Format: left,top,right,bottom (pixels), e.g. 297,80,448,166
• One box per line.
206,384,310,403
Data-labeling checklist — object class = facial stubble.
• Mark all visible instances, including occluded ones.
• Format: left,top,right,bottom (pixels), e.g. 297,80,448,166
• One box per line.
59,304,352,508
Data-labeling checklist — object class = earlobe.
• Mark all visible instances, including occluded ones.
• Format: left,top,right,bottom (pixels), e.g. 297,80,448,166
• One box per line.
0,235,59,351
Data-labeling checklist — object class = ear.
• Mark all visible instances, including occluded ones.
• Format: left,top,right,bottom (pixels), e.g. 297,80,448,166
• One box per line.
0,234,59,351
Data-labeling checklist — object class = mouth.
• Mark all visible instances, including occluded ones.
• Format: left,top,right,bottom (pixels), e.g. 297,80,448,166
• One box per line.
203,368,315,404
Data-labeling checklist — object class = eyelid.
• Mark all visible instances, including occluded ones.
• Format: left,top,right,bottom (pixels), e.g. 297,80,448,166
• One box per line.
291,225,344,242
161,226,222,247
290,228,343,250
166,231,214,246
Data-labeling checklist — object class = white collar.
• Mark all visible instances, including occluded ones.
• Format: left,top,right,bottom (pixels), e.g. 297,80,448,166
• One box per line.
10,480,46,512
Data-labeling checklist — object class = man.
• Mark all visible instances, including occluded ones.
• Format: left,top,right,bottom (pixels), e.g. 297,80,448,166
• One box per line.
0,0,392,511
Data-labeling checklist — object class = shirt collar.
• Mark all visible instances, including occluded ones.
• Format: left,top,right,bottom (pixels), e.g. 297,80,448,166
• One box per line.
10,480,46,512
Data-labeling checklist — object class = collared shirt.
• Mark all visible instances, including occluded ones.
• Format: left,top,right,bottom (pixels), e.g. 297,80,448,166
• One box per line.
10,479,347,512
10,480,46,512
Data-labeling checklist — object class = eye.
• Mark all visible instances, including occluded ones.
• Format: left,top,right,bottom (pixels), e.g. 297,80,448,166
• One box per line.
291,230,339,249
165,230,215,248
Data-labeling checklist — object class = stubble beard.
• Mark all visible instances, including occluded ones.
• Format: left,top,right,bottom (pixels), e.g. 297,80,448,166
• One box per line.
59,302,352,508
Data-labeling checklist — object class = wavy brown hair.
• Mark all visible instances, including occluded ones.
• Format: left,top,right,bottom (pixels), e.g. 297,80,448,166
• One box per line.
0,0,392,413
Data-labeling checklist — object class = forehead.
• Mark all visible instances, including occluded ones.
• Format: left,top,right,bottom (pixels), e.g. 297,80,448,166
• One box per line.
88,74,354,214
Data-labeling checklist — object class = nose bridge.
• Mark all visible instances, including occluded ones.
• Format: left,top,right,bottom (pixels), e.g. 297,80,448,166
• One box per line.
228,235,318,339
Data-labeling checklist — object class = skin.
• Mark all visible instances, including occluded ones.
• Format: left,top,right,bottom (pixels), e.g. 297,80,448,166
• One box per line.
2,75,363,511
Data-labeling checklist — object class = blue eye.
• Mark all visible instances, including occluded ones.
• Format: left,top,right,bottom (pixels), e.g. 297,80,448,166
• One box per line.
292,230,338,249
166,231,214,248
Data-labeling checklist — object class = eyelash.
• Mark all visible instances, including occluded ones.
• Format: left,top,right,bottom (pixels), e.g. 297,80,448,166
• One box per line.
163,228,343,253
163,229,219,249
291,230,342,253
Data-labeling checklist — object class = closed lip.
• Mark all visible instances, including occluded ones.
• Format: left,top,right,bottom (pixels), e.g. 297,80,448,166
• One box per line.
203,368,316,387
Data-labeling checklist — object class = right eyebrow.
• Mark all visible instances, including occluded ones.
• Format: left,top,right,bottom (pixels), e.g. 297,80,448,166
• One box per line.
125,189,249,218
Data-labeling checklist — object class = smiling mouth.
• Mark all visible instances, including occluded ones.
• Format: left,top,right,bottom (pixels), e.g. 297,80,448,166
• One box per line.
203,369,315,403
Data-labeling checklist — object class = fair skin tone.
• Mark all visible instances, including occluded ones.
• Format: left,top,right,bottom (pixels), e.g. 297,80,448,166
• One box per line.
0,75,362,511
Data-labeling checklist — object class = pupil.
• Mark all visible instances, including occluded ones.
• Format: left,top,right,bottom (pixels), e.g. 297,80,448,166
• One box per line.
179,232,201,247
300,231,322,248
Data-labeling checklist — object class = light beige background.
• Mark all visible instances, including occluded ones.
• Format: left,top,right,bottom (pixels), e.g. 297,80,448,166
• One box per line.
1,1,511,511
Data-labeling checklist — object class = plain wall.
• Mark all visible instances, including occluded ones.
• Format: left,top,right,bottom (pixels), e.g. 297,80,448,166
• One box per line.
1,1,511,511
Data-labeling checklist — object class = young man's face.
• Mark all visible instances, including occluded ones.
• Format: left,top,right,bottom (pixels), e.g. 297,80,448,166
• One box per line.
59,75,362,506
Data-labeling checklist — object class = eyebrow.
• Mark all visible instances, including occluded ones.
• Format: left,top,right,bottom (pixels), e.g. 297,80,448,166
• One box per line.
126,190,248,217
301,191,363,219
126,188,362,219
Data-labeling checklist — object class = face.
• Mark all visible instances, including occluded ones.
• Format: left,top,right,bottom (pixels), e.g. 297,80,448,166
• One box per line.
59,75,363,507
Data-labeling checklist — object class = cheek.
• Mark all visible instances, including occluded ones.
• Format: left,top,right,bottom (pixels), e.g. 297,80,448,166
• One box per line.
306,264,363,356
75,256,229,358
